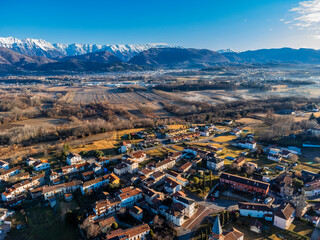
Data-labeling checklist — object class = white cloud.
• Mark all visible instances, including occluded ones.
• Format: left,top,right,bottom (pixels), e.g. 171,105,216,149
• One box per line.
289,0,320,28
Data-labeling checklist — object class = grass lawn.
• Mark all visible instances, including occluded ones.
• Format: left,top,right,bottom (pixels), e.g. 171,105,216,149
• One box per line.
235,118,263,125
288,220,314,237
170,144,185,152
212,135,237,143
71,128,146,154
167,124,187,130
146,147,168,158
7,206,81,240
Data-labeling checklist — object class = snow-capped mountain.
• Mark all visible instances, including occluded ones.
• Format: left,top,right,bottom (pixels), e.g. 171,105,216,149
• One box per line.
0,37,63,58
0,37,178,61
216,49,239,54
53,42,174,61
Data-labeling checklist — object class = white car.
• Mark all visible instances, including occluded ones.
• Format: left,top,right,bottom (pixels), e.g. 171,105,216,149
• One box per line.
265,197,272,204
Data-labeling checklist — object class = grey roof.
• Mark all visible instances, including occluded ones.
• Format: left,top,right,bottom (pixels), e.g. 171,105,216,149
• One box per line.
177,196,195,205
212,215,222,235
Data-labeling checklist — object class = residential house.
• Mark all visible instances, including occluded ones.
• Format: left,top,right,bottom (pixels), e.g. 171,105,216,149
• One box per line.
81,173,119,194
139,168,153,178
131,151,146,162
114,159,138,176
207,153,224,171
150,157,176,172
30,186,46,199
143,171,166,187
33,160,50,171
119,187,143,208
26,157,37,166
98,216,117,233
232,157,246,171
1,180,33,201
91,162,102,174
82,171,94,181
238,140,257,150
165,171,189,187
119,141,132,153
169,151,182,161
268,153,282,162
42,180,82,200
220,173,270,196
31,173,46,187
143,188,164,205
105,224,150,240
95,157,109,165
246,162,258,172
129,206,143,221
303,180,320,197
0,166,21,181
164,177,182,193
0,160,9,170
159,203,186,226
280,175,294,197
173,196,196,218
238,202,273,221
199,129,210,136
177,161,192,173
273,203,295,230
290,195,308,218
94,198,121,218
66,153,83,165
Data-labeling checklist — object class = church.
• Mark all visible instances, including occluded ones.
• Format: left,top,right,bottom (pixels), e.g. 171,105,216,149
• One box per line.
209,215,244,240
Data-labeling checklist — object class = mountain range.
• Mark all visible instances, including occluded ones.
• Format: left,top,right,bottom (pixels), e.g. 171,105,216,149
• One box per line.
2,36,320,73
0,37,175,61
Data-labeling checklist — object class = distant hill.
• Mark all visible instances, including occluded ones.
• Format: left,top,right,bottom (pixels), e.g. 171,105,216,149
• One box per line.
0,47,151,73
0,47,56,72
129,48,230,68
222,48,320,64
30,61,151,73
60,51,122,64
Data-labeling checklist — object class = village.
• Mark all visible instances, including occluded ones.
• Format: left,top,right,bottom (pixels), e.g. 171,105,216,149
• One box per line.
0,110,320,240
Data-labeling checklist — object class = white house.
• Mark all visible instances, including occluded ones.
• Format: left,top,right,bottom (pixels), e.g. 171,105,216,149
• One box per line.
43,180,82,200
268,153,282,162
33,161,50,171
26,157,38,166
238,140,257,150
274,203,295,230
81,174,117,194
0,160,9,170
119,187,143,208
164,177,182,193
303,180,320,197
66,153,83,165
114,159,138,176
207,154,224,171
173,196,196,218
0,166,21,181
199,130,210,137
159,204,185,227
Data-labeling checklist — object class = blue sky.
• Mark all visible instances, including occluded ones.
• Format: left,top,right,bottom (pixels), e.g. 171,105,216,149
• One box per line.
1,0,320,51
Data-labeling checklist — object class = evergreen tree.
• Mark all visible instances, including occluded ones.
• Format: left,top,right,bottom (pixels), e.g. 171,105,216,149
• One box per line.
310,113,316,120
